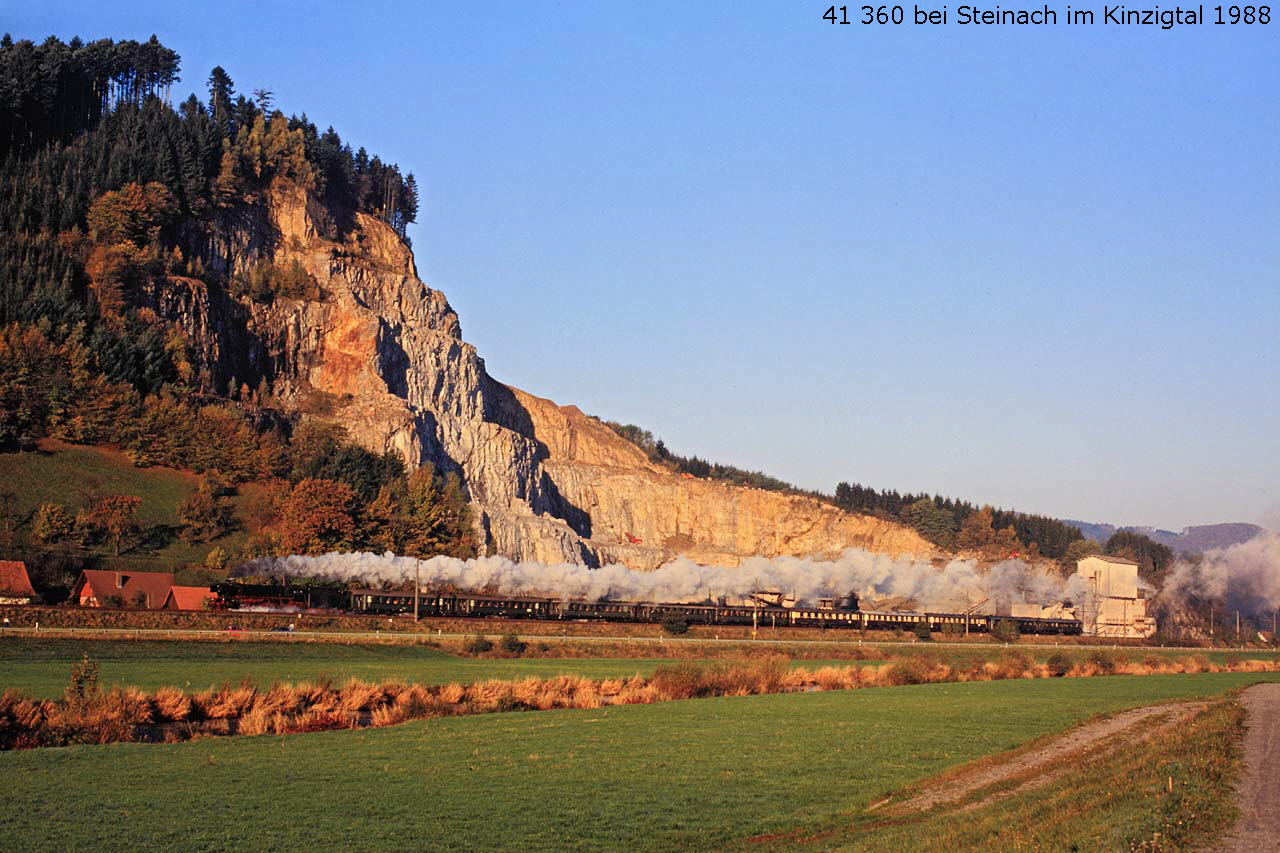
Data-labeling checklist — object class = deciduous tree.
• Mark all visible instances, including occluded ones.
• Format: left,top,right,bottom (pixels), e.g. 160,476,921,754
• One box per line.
82,494,141,556
273,478,359,555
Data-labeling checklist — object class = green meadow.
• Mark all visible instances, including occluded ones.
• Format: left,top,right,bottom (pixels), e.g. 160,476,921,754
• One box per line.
0,638,686,697
0,672,1274,851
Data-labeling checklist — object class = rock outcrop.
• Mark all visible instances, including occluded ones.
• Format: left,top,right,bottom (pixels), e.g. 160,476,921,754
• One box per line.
158,182,933,568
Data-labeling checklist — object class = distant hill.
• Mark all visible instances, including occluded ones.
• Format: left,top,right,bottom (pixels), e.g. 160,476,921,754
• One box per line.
1062,520,1265,555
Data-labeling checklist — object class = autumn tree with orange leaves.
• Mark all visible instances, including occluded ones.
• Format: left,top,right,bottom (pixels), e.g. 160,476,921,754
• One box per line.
79,494,142,556
271,478,360,555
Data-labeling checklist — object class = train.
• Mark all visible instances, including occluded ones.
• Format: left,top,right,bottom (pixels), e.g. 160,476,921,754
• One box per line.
212,581,1082,635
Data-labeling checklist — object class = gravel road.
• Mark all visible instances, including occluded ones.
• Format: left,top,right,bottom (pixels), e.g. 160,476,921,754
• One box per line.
1221,682,1280,852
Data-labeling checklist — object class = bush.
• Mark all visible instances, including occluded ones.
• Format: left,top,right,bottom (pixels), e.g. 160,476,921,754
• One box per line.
985,650,1034,680
65,654,100,706
912,621,933,642
650,663,711,699
660,613,690,635
883,657,933,686
33,502,74,543
991,619,1021,643
1046,653,1072,677
235,259,323,302
463,633,493,655
1087,650,1117,674
499,633,527,655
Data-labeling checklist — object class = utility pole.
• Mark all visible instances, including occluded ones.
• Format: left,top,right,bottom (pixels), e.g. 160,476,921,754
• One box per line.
414,559,420,623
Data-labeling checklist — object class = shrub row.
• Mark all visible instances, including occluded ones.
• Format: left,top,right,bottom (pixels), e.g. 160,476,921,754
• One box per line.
3,652,1277,751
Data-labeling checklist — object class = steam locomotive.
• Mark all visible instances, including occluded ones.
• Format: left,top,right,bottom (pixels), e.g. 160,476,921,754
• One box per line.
211,581,1082,635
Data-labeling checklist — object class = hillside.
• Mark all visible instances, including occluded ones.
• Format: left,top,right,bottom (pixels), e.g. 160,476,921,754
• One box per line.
0,440,251,581
1064,520,1264,555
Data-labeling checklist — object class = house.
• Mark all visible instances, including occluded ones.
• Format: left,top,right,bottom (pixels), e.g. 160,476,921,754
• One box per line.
0,561,37,605
73,570,175,609
1075,555,1157,638
163,585,216,611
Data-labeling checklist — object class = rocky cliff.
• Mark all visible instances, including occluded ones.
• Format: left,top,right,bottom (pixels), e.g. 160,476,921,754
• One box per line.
157,182,933,568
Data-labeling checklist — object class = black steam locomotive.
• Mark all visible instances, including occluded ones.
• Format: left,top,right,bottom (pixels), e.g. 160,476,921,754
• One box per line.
211,580,1082,635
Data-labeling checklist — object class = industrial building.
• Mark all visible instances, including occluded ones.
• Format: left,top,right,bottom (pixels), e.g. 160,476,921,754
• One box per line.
1075,555,1157,638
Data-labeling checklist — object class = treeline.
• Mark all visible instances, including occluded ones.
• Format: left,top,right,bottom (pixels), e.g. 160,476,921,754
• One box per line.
602,421,803,493
0,34,417,238
833,480,1175,576
1096,530,1174,584
1,35,420,411
0,34,179,157
833,481,1085,559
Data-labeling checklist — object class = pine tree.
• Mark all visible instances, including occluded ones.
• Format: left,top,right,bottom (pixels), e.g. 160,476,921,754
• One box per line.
206,65,234,138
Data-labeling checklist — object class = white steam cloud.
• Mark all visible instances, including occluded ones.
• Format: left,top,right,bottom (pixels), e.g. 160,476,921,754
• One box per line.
1161,531,1280,614
252,548,1088,613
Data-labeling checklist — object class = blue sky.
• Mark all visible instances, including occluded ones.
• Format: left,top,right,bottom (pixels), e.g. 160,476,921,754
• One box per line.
13,2,1279,530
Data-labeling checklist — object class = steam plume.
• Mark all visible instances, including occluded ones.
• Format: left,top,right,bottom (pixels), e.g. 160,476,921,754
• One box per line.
1160,531,1280,615
251,548,1087,612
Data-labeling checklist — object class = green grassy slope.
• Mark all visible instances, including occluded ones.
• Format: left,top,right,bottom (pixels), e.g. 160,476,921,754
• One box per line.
0,672,1275,851
0,440,246,570
0,441,197,528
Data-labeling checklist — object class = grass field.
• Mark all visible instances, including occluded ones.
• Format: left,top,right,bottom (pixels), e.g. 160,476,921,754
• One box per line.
1,636,1274,699
0,672,1274,851
0,638,711,697
763,694,1247,851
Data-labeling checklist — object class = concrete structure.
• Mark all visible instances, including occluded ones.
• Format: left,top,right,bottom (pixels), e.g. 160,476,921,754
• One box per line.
1075,555,1156,638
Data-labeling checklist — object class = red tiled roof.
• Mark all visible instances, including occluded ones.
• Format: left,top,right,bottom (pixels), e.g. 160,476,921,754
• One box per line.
164,586,215,611
0,561,36,597
76,570,175,609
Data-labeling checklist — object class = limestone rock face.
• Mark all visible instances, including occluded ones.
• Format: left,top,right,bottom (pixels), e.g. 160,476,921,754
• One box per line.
157,183,934,568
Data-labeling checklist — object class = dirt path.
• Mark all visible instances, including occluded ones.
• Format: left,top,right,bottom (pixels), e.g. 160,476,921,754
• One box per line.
1220,683,1280,853
871,700,1206,816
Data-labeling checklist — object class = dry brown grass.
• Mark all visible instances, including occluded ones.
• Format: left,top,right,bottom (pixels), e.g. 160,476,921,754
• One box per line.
370,704,408,728
249,683,305,717
3,652,1278,751
151,686,191,722
438,682,466,704
197,682,258,720
337,680,383,714
237,706,273,737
